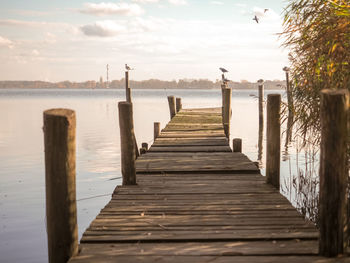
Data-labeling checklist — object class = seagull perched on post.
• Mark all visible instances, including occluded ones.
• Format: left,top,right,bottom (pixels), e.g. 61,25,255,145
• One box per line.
125,64,134,71
253,15,259,23
219,67,228,73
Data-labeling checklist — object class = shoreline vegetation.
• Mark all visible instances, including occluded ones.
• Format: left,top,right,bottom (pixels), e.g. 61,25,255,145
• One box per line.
0,79,285,90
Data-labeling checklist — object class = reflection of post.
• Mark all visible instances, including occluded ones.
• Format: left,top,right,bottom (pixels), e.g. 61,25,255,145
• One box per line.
285,113,293,148
319,89,348,257
266,94,281,189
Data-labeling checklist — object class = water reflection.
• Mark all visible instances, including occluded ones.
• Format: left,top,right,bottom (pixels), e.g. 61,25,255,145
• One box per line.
0,88,299,263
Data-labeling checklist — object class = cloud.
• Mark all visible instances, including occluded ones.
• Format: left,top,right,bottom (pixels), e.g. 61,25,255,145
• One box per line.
211,1,223,5
80,20,126,37
0,36,13,48
235,3,247,8
168,0,187,5
45,32,57,44
80,2,144,16
32,49,40,56
132,0,159,3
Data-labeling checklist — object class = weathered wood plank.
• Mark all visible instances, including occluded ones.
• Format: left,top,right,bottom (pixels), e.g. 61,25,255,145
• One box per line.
68,106,327,263
70,255,350,263
148,146,232,152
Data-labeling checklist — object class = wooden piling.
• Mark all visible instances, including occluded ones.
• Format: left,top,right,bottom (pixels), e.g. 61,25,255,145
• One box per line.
258,80,264,130
141,142,148,150
221,84,226,118
168,96,176,119
176,97,182,113
125,71,131,103
43,108,78,263
223,88,232,138
232,138,242,153
266,94,281,189
140,147,147,155
118,102,136,185
319,89,349,257
154,122,160,141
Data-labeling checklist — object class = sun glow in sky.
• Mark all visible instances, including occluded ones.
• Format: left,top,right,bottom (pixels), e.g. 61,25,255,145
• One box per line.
0,0,289,82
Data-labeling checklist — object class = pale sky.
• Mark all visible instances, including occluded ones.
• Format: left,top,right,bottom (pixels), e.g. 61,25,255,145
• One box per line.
0,0,290,82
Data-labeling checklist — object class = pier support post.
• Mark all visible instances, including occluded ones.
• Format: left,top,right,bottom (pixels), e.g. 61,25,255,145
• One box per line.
141,142,148,150
266,94,281,189
258,80,264,130
319,89,349,257
221,84,225,119
118,102,136,185
168,96,176,119
176,97,182,113
125,71,131,103
232,138,242,153
43,109,78,263
223,88,232,138
154,122,160,141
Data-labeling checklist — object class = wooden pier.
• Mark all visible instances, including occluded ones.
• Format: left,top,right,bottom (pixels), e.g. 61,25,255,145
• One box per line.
65,105,348,263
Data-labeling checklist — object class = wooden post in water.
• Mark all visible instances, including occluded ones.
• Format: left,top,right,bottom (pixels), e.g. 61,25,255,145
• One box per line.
141,142,148,150
154,122,160,141
118,102,136,185
223,88,232,138
258,79,264,131
125,71,131,103
232,138,242,153
43,109,78,263
221,84,226,119
176,97,182,113
266,94,281,189
319,89,349,257
168,96,176,119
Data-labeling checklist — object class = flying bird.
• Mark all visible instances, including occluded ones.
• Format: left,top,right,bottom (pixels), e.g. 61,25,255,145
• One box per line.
219,67,228,73
125,64,134,71
264,8,269,13
253,15,259,23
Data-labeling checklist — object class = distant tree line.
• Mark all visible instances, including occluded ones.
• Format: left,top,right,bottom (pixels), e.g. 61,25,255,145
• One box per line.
0,79,285,90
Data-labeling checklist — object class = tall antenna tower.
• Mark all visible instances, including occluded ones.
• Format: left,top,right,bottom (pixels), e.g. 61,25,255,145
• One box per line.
106,64,109,88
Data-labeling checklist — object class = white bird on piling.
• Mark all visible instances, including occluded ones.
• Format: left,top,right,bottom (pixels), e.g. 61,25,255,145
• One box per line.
219,67,228,73
223,78,231,83
125,64,134,71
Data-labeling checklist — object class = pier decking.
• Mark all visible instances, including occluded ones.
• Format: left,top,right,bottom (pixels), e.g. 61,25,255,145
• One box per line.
69,107,348,263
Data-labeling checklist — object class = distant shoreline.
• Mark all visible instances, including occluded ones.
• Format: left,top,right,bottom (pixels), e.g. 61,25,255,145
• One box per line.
0,80,286,90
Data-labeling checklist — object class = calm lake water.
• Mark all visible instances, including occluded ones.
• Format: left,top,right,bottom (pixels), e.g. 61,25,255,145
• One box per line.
0,88,310,263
